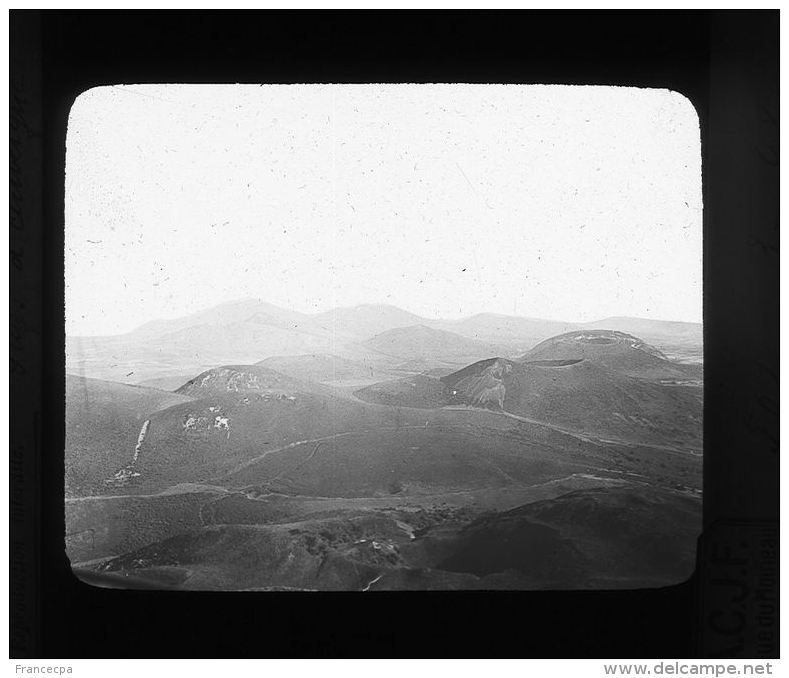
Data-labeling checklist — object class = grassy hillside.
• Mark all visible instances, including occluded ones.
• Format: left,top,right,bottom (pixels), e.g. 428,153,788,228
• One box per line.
66,490,214,563
438,485,700,588
353,342,702,450
354,374,449,409
223,423,575,499
76,481,700,591
110,380,449,495
65,375,193,497
442,357,702,449
69,409,702,590
83,517,483,591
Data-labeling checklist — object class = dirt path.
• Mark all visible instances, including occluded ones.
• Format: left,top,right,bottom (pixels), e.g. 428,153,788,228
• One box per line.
331,388,701,456
66,483,231,503
442,406,702,456
223,423,442,478
361,573,384,591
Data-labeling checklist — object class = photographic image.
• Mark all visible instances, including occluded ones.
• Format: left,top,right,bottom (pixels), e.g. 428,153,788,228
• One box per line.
64,83,703,591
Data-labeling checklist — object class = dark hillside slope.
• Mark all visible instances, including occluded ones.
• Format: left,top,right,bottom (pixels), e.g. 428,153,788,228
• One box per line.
443,357,702,449
116,392,354,493
223,424,558,499
104,377,445,495
354,374,449,409
65,375,194,497
438,485,700,588
78,482,700,591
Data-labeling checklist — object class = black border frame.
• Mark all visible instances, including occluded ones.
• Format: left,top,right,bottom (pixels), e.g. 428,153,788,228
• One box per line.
9,9,779,658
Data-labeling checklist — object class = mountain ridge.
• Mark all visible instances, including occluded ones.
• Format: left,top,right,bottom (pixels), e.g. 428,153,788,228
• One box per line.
71,298,701,341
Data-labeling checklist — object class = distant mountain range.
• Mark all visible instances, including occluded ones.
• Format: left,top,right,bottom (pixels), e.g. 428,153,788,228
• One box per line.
67,298,702,385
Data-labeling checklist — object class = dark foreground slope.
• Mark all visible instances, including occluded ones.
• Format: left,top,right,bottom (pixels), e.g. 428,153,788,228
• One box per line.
80,483,699,591
437,485,700,588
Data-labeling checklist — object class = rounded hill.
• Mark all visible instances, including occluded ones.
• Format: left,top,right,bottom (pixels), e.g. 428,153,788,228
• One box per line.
354,374,448,409
522,330,695,381
175,365,303,398
442,356,702,449
526,329,666,360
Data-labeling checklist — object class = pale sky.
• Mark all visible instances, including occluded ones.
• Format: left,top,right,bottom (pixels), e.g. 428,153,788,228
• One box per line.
65,84,702,336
